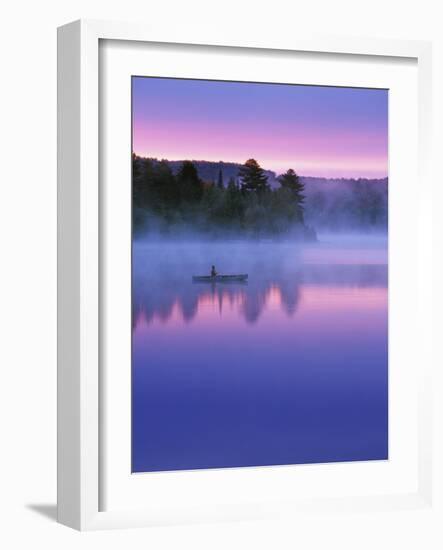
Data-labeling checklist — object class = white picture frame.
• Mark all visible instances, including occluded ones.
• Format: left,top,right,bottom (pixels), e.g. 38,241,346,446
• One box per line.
57,19,437,531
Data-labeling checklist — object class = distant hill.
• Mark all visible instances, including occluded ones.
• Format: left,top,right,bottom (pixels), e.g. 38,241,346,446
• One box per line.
166,159,279,187
153,157,387,190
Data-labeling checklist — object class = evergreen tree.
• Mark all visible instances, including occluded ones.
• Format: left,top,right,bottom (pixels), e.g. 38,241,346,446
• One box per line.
278,168,305,222
154,160,180,210
132,153,148,231
223,176,244,222
201,182,223,226
238,159,270,194
177,160,204,203
243,192,267,234
278,168,302,191
227,176,238,191
135,157,156,209
132,153,143,203
217,169,224,189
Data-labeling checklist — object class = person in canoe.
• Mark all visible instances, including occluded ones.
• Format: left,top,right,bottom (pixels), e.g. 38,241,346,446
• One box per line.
211,265,218,277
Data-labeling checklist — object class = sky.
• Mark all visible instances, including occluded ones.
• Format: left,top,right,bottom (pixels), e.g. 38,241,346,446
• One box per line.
132,77,388,179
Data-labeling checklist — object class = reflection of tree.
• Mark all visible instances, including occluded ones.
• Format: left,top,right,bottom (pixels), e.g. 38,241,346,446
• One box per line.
157,300,174,322
132,263,387,329
279,281,301,316
241,287,268,324
180,293,199,322
132,237,387,329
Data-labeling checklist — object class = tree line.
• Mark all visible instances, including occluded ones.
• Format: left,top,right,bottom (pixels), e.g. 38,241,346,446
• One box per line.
133,155,314,238
303,178,388,231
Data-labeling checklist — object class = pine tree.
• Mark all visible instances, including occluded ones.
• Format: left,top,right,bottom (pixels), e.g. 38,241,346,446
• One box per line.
155,159,179,209
132,153,142,204
238,159,270,194
177,160,204,203
278,168,305,222
217,169,224,189
133,156,155,209
227,176,238,191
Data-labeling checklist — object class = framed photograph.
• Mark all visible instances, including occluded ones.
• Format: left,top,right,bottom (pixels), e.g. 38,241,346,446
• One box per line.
57,20,437,531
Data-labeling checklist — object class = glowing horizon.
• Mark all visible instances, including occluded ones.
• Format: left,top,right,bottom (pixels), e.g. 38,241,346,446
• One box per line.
132,77,388,180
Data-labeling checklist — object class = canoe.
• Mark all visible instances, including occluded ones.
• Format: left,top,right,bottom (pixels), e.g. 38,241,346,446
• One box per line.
192,274,248,282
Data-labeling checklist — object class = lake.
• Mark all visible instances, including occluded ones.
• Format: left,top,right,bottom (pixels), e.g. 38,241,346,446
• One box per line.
132,235,388,472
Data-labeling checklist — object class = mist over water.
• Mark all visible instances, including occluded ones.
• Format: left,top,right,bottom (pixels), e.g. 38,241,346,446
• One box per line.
132,233,388,472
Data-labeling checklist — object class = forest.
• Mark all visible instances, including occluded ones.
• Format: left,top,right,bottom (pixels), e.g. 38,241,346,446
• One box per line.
133,155,313,238
133,155,388,238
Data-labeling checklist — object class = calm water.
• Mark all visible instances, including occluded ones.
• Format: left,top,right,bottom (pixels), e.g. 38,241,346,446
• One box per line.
132,236,388,472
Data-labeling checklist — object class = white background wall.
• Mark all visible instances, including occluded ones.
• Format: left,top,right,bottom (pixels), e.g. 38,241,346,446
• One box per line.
0,1,441,548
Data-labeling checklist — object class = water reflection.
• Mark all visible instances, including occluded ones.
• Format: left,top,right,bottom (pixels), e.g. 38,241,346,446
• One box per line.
133,259,387,327
132,238,389,472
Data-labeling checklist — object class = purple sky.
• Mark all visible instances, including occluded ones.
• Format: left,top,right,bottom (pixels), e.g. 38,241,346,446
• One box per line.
132,77,388,179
